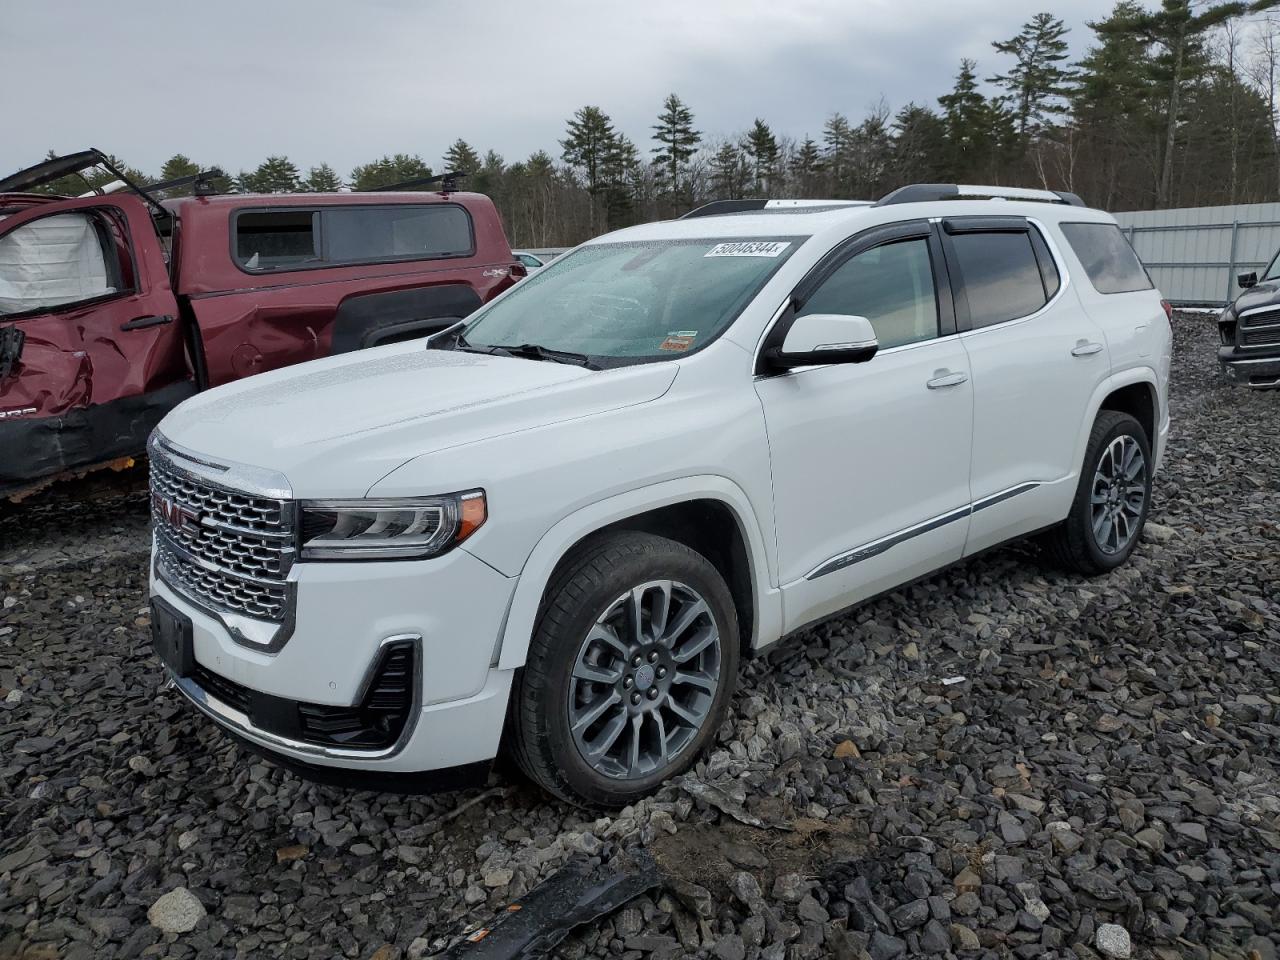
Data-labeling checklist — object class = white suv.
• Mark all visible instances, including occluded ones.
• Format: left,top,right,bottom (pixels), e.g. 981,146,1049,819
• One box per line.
148,185,1173,806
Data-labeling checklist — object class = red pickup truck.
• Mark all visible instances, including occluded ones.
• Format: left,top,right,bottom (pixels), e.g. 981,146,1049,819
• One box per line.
0,149,522,498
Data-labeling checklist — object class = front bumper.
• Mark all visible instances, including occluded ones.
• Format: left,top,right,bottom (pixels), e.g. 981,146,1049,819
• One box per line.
151,544,519,776
1220,347,1280,388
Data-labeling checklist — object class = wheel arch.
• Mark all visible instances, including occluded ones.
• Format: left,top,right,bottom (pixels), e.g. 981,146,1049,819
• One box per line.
492,476,781,671
1073,368,1161,476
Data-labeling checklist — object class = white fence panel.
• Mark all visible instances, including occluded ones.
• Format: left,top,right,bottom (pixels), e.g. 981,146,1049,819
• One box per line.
1113,203,1280,306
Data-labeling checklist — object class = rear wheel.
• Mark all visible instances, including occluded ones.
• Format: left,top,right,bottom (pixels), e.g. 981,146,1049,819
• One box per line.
508,531,739,807
1043,410,1152,575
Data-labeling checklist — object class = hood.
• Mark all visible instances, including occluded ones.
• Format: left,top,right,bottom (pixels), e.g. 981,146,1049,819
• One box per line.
158,343,678,496
1229,279,1280,316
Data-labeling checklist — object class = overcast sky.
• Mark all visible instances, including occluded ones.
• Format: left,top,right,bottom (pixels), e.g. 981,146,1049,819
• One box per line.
4,0,1121,179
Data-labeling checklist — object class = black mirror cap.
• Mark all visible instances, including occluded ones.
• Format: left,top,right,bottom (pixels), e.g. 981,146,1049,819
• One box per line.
1239,272,1258,289
763,343,878,371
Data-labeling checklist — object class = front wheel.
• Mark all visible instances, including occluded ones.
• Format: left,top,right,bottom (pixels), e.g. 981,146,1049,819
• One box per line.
508,531,739,807
1042,410,1152,575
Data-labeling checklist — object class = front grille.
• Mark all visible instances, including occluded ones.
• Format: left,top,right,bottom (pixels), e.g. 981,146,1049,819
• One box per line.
190,644,416,751
150,458,294,623
1240,307,1280,328
1242,325,1280,347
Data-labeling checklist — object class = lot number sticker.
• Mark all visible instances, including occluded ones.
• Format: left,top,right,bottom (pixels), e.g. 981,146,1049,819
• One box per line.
705,241,791,258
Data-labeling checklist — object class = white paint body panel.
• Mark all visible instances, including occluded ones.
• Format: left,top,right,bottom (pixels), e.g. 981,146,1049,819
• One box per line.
150,197,1173,777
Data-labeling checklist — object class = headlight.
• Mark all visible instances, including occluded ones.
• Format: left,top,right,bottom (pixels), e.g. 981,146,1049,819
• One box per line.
299,491,486,561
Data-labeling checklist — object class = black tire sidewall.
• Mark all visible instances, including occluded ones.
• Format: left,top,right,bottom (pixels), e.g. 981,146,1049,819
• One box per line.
1075,413,1153,572
526,535,739,807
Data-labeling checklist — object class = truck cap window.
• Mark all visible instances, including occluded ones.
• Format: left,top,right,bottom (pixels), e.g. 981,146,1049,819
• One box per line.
462,238,802,366
951,231,1048,329
234,204,474,273
1059,222,1153,295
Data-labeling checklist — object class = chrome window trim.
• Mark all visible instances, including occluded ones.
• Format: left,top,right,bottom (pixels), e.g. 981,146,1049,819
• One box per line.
165,634,423,761
805,481,1042,580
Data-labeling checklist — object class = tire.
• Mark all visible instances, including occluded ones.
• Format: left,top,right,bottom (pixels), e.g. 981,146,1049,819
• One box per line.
507,530,740,807
1042,410,1152,575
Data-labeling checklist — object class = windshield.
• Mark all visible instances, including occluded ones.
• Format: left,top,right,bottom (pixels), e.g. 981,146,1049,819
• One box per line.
1264,249,1280,282
462,237,802,366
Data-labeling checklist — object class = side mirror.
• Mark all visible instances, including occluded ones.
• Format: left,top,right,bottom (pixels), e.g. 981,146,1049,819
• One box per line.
1238,272,1258,289
765,313,879,370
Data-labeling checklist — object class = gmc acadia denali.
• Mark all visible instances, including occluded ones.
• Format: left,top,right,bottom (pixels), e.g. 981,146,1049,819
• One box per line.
148,184,1173,806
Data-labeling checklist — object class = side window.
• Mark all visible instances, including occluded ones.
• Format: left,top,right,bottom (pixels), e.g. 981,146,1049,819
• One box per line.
798,237,938,349
1059,222,1153,294
949,231,1047,328
0,211,124,316
235,210,319,271
322,205,473,264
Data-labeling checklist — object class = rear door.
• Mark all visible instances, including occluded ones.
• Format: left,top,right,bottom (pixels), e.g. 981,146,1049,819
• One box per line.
0,195,189,484
941,216,1111,555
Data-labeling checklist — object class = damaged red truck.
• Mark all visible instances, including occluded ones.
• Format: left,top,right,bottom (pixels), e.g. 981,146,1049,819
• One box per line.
0,149,522,498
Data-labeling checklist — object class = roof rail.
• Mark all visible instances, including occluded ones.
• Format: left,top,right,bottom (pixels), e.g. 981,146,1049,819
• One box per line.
681,198,870,219
875,183,1086,207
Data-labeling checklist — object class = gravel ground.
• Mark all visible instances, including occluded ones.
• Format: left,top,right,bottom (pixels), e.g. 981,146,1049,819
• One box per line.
1,312,1277,960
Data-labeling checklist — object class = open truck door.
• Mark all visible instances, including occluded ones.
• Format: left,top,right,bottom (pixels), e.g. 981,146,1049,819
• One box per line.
0,191,195,497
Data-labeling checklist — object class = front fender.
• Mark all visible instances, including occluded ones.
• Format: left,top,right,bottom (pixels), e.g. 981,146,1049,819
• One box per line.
478,474,782,671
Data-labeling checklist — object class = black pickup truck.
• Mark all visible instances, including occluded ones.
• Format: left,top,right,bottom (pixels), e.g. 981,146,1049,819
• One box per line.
1219,259,1280,389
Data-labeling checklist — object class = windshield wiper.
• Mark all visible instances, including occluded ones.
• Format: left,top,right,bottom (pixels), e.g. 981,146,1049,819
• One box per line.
486,343,600,370
438,330,600,370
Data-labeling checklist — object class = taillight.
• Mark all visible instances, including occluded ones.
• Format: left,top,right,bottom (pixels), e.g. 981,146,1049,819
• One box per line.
1160,299,1173,323
510,261,528,280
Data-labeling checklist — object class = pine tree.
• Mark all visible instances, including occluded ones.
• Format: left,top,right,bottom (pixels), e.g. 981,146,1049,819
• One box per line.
892,104,950,184
602,133,640,228
745,119,779,194
349,154,432,191
239,156,300,194
1097,0,1269,205
822,114,854,193
443,139,482,175
990,13,1075,139
561,106,618,223
651,93,701,202
709,142,750,199
790,137,824,196
154,154,202,197
300,163,342,192
939,59,997,179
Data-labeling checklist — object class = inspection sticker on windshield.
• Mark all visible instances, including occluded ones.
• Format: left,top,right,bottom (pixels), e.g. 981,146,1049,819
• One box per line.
660,331,698,351
705,241,791,258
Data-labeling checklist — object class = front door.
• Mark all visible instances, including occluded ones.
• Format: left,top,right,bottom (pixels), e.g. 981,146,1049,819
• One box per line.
755,221,975,632
0,195,190,490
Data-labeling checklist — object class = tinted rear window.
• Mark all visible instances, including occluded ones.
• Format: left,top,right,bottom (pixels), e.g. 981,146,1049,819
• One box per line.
324,205,473,263
951,231,1047,328
234,204,474,273
1059,222,1153,294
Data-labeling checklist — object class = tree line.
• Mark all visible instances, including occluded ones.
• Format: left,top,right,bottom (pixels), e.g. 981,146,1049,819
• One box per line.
23,1,1280,248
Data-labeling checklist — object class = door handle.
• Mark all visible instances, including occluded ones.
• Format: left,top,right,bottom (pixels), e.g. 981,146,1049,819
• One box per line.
120,314,174,331
1071,340,1104,357
926,371,968,389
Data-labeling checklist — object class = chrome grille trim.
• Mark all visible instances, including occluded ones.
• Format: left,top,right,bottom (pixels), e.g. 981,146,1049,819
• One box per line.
149,431,298,650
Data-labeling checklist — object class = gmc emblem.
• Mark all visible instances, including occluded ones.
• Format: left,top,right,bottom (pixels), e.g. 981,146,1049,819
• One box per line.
153,493,202,536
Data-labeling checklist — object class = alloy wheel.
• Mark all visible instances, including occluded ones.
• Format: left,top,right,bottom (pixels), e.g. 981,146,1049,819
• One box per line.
567,580,721,780
1090,434,1147,555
